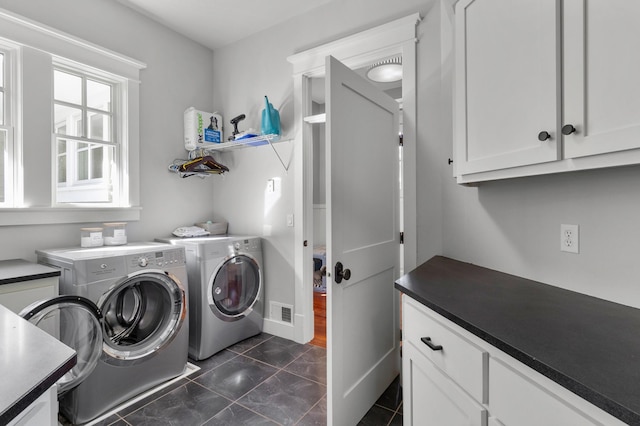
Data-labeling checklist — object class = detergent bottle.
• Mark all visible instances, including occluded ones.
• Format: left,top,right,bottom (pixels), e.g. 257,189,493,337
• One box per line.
261,96,281,136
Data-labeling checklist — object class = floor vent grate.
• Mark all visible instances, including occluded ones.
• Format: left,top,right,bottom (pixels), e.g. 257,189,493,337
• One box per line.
270,302,293,324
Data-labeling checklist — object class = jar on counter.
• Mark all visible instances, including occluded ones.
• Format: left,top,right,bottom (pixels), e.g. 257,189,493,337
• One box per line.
103,222,127,246
81,228,104,247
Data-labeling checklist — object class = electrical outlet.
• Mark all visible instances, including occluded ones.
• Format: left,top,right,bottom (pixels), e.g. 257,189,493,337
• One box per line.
560,224,579,253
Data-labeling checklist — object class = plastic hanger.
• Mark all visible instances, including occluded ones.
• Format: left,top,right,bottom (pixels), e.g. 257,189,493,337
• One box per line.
178,155,229,175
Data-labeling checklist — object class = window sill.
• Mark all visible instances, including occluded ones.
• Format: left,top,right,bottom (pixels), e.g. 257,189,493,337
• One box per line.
0,207,141,226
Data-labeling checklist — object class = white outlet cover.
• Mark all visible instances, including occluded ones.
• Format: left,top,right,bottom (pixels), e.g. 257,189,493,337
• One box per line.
560,224,579,254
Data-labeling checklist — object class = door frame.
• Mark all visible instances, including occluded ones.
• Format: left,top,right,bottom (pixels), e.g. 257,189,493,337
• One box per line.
287,13,421,343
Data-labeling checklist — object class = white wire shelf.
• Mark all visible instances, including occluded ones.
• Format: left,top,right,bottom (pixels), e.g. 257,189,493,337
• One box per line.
193,134,283,151
181,133,292,173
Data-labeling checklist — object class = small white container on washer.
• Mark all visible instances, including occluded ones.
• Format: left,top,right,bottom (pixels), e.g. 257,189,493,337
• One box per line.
103,222,127,246
81,227,104,247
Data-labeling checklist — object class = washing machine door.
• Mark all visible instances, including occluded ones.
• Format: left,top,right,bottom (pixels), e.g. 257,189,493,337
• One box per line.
208,254,261,321
19,296,103,395
98,270,187,364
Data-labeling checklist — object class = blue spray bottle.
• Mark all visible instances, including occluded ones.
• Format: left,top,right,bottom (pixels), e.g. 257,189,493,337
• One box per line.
261,96,281,136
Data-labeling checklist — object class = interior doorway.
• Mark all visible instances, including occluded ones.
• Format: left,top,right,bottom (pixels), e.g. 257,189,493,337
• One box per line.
306,68,404,348
288,13,420,425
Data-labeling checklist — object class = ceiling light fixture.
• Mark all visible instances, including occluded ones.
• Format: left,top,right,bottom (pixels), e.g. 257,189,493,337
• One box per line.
366,56,402,83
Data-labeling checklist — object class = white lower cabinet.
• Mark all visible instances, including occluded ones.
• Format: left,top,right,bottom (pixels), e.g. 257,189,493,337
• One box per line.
7,386,57,426
401,295,627,426
0,277,58,314
490,357,601,426
404,341,487,425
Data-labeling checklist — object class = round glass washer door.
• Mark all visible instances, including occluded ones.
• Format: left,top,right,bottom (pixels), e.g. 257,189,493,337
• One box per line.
98,270,186,364
20,296,103,395
208,254,261,321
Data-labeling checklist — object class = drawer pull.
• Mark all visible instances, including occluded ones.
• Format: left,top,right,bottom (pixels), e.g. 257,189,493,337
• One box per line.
421,337,443,351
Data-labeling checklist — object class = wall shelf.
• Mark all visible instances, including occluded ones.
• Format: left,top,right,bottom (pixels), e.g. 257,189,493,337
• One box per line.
195,133,283,151
169,134,292,177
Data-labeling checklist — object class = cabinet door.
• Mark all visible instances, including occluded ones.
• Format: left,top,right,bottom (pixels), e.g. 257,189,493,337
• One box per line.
403,341,487,426
563,0,640,158
7,386,57,426
489,357,601,426
0,278,58,314
455,0,560,175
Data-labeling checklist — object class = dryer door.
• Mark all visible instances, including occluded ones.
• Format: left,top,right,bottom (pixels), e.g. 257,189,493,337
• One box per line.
19,296,103,395
208,254,261,321
98,270,187,364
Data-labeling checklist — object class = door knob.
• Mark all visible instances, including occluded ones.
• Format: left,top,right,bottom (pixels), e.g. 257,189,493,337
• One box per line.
561,124,576,135
537,131,551,141
334,261,351,284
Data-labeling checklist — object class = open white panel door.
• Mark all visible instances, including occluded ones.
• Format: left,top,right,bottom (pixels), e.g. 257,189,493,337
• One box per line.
325,55,401,425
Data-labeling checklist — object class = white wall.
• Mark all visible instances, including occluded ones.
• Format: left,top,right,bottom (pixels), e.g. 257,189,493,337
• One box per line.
209,0,441,329
213,0,640,322
438,0,640,309
0,0,216,260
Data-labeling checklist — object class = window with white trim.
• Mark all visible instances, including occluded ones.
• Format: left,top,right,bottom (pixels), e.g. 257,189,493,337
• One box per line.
0,50,5,204
53,66,120,204
0,43,15,208
0,9,145,225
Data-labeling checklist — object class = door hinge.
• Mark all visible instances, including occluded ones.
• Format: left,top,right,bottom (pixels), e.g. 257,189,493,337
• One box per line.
399,134,403,146
400,232,404,244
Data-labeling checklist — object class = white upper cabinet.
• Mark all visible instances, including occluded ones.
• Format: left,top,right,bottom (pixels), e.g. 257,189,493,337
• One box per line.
454,0,640,183
454,0,561,176
563,0,640,159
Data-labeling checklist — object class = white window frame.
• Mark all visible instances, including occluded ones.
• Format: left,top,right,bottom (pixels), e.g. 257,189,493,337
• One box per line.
53,63,121,206
0,8,146,225
0,41,18,208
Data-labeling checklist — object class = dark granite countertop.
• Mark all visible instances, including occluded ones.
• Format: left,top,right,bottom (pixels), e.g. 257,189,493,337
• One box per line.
395,255,640,425
0,259,60,285
0,304,76,424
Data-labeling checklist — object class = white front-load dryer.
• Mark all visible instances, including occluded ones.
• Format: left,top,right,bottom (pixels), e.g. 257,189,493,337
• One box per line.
22,243,189,425
157,235,264,360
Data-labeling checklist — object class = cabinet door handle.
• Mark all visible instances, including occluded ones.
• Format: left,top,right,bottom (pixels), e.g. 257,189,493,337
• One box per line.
421,337,443,351
561,124,577,135
537,131,551,141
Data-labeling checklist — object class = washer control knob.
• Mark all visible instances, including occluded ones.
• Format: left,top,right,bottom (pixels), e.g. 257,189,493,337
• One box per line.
138,257,148,267
234,242,241,250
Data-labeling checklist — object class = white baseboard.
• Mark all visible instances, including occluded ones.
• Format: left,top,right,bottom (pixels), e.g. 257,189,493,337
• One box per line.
263,317,295,341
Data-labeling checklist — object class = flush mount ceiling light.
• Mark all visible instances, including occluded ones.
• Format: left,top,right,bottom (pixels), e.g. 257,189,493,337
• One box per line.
366,56,402,83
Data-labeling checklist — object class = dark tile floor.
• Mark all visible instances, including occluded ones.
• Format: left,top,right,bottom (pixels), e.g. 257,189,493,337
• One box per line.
65,333,402,426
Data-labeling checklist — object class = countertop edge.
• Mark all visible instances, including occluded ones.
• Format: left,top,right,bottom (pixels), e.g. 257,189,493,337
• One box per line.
0,352,76,425
0,259,61,286
0,271,61,285
395,280,640,425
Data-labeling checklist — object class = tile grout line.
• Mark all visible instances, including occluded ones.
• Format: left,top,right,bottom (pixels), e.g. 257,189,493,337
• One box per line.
293,394,325,425
119,335,326,426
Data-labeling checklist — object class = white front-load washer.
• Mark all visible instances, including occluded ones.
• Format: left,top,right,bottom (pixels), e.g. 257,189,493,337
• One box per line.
21,243,189,425
157,235,263,360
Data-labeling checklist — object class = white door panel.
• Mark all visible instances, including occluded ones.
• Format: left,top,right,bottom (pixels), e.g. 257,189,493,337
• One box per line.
326,55,400,426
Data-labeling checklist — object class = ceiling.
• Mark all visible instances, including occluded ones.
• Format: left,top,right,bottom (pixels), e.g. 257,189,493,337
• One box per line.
116,0,403,102
117,0,336,50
